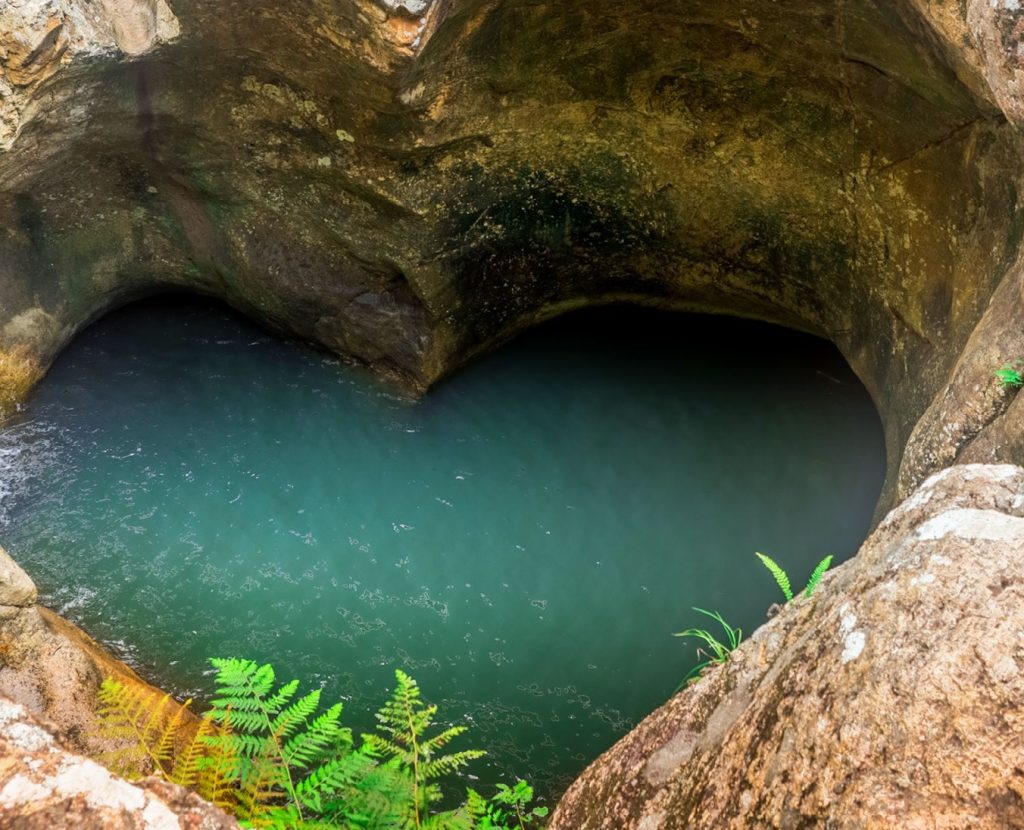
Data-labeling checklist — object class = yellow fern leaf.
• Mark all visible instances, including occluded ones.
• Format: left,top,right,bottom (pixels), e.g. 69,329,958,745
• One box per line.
95,676,191,781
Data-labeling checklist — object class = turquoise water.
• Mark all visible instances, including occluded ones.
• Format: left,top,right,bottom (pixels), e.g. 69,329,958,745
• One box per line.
0,298,884,801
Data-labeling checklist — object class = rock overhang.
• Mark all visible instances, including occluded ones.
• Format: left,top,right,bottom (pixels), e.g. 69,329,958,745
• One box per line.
1,0,1024,511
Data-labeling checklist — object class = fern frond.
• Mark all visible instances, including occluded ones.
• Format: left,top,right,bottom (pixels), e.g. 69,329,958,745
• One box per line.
264,679,301,715
755,552,793,602
422,809,473,830
95,677,190,780
419,725,468,755
294,751,376,812
466,788,490,826
271,689,321,740
420,750,487,782
169,713,215,789
361,732,407,761
283,704,348,768
803,555,834,598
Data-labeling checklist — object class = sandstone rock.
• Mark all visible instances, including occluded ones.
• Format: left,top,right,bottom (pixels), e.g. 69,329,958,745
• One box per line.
1,0,1023,513
550,464,1024,829
0,546,37,609
0,598,192,759
0,0,180,148
0,697,239,828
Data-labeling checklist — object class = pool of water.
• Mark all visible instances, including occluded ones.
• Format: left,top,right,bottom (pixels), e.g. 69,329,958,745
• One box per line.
0,298,885,802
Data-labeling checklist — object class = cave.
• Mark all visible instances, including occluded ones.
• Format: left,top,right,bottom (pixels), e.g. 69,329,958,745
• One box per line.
2,0,1024,827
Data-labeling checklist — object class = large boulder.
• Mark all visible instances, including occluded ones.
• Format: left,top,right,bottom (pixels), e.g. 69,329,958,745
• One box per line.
0,545,189,757
550,463,1024,829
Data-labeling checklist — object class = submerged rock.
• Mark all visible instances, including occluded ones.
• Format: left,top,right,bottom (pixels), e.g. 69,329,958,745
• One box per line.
550,463,1024,829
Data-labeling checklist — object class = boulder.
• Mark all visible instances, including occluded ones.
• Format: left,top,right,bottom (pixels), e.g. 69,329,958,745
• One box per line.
0,546,36,609
0,555,191,759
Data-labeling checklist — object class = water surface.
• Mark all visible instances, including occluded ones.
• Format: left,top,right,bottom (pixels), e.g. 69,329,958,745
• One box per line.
0,298,885,801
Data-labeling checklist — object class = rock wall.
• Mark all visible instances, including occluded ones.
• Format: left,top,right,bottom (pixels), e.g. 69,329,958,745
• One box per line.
0,0,180,149
2,0,1024,508
550,464,1024,829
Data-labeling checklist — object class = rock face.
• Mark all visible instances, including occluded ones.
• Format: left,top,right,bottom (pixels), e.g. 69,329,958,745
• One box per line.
0,0,179,149
0,697,238,829
0,546,184,757
5,2,1024,828
550,464,1024,829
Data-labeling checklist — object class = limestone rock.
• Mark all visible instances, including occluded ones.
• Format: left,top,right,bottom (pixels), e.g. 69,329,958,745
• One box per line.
549,464,1024,829
0,696,239,828
0,546,37,609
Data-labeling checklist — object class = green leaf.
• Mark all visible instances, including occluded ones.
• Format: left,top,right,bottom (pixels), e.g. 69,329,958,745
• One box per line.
803,555,834,598
996,364,1024,388
755,552,793,602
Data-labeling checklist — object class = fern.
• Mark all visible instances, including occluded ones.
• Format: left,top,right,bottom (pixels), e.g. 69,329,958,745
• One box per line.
95,660,540,830
204,658,351,825
803,555,833,598
755,552,793,602
363,670,485,829
756,552,834,603
95,677,192,780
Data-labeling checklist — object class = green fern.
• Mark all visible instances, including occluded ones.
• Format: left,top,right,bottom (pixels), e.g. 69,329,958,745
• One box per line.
95,660,540,830
803,555,834,598
755,552,793,602
756,552,834,603
362,669,486,829
204,658,350,825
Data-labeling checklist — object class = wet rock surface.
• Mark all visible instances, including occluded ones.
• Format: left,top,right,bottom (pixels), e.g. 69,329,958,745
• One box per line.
549,464,1024,829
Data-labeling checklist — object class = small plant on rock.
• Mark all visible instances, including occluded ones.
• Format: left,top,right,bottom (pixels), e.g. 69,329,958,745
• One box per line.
995,362,1024,389
673,608,742,687
468,780,549,829
755,552,833,602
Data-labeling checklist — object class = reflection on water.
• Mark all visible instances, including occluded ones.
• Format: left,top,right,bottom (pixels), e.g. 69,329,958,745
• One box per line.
0,298,885,802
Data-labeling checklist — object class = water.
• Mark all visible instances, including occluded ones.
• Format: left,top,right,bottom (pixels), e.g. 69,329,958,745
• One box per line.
0,297,884,802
